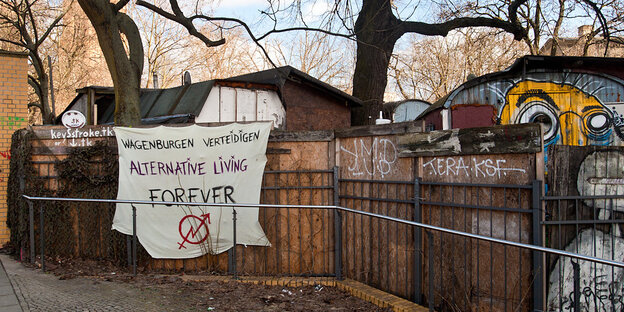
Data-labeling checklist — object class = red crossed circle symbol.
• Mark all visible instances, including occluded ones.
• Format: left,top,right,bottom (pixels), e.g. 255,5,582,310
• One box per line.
177,214,211,249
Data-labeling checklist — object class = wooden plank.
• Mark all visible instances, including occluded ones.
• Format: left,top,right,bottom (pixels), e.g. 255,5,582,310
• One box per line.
30,125,116,140
266,148,290,154
269,130,334,142
398,123,542,157
335,121,423,138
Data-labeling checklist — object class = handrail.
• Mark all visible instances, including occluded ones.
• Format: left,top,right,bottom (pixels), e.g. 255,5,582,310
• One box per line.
22,194,624,269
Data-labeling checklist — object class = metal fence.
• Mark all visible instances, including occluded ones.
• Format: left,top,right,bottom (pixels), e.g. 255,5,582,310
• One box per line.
19,167,339,277
22,192,624,312
16,167,624,312
338,178,418,301
542,194,624,311
419,180,540,311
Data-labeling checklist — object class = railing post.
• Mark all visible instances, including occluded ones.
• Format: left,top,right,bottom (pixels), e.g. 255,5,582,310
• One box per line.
532,180,544,311
131,204,137,276
126,236,132,267
414,178,422,304
333,166,342,280
39,203,45,272
27,200,34,264
572,259,580,312
427,231,434,312
232,208,238,279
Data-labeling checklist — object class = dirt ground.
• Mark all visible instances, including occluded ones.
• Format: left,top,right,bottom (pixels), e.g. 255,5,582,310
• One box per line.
35,258,391,311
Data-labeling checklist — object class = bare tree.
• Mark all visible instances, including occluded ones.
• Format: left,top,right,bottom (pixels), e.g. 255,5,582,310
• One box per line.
0,0,72,124
76,0,146,126
79,0,613,126
136,0,529,125
267,32,355,93
50,3,112,113
389,29,527,101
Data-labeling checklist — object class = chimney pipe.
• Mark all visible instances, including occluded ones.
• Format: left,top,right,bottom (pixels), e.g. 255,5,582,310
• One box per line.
578,25,593,37
152,71,159,89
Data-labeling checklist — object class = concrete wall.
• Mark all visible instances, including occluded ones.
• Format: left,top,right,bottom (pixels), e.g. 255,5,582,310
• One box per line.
0,51,29,244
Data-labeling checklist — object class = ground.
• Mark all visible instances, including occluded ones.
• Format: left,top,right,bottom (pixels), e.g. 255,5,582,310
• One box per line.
10,256,391,311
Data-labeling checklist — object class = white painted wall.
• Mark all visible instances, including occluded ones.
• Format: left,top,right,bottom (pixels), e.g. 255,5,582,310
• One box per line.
196,86,285,128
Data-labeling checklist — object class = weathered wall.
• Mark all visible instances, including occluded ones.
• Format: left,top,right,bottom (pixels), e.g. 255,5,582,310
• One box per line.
440,72,624,148
395,124,543,311
0,51,29,244
546,146,624,311
282,80,351,131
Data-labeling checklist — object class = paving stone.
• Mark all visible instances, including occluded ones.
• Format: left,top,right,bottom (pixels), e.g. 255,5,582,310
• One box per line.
0,255,179,311
0,293,20,307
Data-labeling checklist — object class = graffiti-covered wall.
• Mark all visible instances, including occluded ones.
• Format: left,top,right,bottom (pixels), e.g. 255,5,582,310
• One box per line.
446,72,624,148
438,65,624,311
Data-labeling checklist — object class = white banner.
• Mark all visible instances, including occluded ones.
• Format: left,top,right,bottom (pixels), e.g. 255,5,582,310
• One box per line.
113,123,271,258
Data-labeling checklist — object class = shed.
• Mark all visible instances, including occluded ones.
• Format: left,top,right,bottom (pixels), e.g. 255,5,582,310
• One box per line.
58,66,361,131
225,66,361,130
382,99,430,123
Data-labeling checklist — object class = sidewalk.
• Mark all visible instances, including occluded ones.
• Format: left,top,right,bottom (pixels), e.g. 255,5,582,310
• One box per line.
0,255,21,312
0,254,177,311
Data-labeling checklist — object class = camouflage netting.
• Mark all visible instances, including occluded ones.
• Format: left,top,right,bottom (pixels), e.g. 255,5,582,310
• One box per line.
7,134,149,267
7,129,36,256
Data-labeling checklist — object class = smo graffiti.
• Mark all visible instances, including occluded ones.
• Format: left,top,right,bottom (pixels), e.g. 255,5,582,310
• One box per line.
547,229,624,311
499,80,624,147
340,138,397,178
422,156,526,179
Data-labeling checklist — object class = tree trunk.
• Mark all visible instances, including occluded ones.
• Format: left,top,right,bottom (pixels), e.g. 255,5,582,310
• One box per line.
351,0,402,125
29,53,55,124
78,0,144,126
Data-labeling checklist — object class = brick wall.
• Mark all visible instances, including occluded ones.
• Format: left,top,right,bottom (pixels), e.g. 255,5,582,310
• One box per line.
0,50,28,244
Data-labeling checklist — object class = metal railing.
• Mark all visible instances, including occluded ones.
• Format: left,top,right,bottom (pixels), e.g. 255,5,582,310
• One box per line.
542,194,624,311
22,194,624,311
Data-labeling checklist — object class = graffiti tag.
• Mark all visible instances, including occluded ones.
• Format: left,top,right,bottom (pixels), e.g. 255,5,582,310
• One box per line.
340,138,398,178
547,229,624,312
50,126,114,147
0,151,9,159
0,116,25,129
423,157,526,179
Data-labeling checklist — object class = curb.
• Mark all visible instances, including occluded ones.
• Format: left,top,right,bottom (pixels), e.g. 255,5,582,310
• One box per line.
180,275,429,311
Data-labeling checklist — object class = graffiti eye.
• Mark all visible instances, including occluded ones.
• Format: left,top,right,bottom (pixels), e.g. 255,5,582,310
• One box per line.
530,113,553,132
586,112,610,132
583,111,612,141
515,101,559,144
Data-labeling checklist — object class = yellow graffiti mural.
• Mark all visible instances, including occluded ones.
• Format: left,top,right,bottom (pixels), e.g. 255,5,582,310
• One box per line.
500,81,621,146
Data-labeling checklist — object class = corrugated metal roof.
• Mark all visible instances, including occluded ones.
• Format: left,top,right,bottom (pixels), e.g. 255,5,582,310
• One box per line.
60,65,359,125
96,81,214,124
416,55,624,120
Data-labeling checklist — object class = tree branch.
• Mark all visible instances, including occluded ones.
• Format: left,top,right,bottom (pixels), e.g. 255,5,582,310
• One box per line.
28,74,42,99
401,17,527,40
117,12,144,78
136,0,225,47
580,0,610,56
28,101,42,110
113,0,130,12
36,0,74,48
